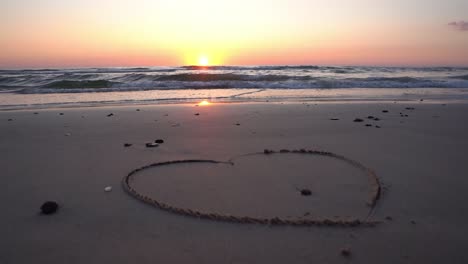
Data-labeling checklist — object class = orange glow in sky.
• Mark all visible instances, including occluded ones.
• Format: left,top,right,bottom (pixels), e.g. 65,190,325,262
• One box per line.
1,0,467,68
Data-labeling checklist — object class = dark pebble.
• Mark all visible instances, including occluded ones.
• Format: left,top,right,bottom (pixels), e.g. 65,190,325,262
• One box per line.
235,123,240,126
8,119,13,121
107,113,114,117
194,113,200,116
411,220,416,224
367,116,374,119
34,112,38,115
155,139,164,144
341,248,351,257
353,118,364,122
59,113,64,115
300,189,312,196
382,110,389,113
124,143,132,147
365,124,372,127
40,201,58,215
374,118,380,121
264,149,274,154
375,125,381,128
136,109,140,111
330,118,340,121
385,216,393,221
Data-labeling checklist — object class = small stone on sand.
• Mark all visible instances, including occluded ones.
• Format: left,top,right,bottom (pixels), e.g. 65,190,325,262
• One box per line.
330,118,339,121
264,149,273,154
155,139,164,144
8,119,13,121
235,123,240,126
365,124,372,127
40,201,58,215
194,113,200,116
385,216,393,221
124,143,132,147
59,113,64,115
104,186,112,192
340,247,351,257
300,189,312,196
146,142,159,148
353,118,364,122
367,116,374,119
107,113,114,117
382,110,389,113
136,109,140,111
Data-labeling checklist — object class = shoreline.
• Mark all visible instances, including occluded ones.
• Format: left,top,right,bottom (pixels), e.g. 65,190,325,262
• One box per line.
1,87,468,111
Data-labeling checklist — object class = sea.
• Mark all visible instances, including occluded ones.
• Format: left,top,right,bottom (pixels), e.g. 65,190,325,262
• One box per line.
1,65,468,110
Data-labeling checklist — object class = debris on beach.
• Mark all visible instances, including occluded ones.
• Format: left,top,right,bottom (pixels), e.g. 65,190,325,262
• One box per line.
300,189,312,196
40,201,59,215
124,143,132,147
146,142,159,148
104,186,112,192
107,113,114,117
353,118,364,122
340,247,351,257
155,139,164,144
264,149,274,154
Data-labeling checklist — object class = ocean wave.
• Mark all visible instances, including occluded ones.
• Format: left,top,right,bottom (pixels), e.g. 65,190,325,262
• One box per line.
44,80,116,89
2,65,468,94
450,74,468,80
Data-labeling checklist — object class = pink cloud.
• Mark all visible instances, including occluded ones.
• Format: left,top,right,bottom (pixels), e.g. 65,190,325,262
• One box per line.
448,21,468,31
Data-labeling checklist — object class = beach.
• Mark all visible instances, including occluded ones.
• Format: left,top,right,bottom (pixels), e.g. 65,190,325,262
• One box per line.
1,101,468,263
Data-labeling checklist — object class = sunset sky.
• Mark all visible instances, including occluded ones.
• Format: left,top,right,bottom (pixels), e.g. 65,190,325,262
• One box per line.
1,0,468,68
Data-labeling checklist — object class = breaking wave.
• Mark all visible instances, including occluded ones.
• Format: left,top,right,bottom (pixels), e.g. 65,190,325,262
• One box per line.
1,65,468,94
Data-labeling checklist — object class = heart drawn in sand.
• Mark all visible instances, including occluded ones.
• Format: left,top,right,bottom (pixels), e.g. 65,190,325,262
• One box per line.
122,149,381,227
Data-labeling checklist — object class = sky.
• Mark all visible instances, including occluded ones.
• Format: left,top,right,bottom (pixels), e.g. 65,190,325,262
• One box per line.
1,0,468,68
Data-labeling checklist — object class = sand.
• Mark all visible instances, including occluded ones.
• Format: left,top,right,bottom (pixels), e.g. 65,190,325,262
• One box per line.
1,101,468,263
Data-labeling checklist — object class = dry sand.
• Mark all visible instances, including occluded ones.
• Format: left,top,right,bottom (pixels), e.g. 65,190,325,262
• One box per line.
1,101,468,263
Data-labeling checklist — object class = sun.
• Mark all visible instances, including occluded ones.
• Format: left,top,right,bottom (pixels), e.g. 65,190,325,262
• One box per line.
198,56,209,66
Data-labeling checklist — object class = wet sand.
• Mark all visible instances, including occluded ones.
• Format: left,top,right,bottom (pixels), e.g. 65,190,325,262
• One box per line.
1,102,468,263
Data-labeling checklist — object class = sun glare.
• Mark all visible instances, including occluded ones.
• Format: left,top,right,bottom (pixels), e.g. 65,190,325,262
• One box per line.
198,56,209,66
199,100,211,106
